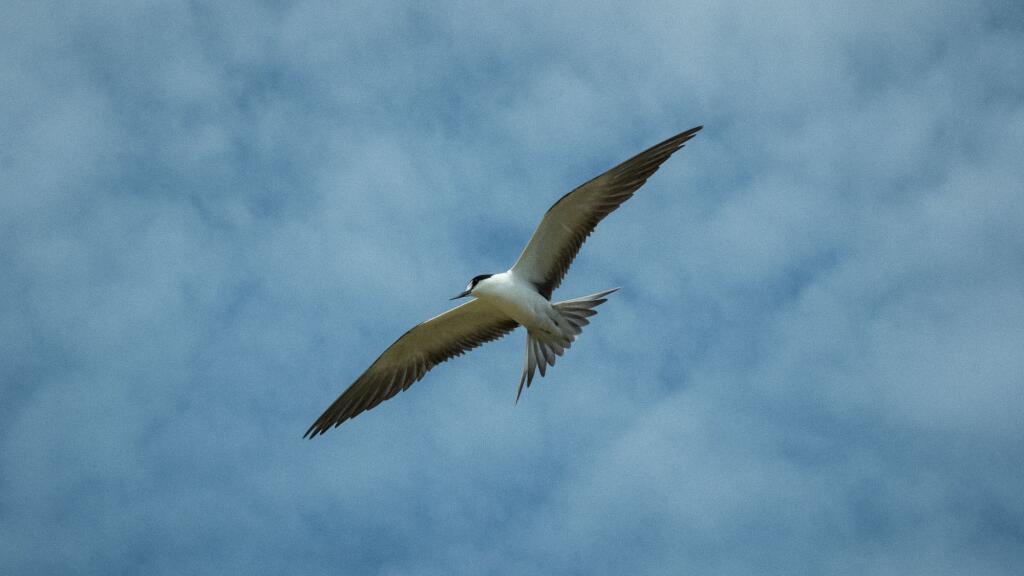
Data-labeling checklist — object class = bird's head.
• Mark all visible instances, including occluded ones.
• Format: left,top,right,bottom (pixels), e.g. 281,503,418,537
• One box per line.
451,274,494,300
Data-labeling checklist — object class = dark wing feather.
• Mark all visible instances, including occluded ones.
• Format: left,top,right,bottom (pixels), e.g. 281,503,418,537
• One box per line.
511,126,702,298
305,299,518,438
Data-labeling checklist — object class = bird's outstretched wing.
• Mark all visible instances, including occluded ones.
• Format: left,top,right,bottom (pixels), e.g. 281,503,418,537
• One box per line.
511,126,703,298
305,299,518,437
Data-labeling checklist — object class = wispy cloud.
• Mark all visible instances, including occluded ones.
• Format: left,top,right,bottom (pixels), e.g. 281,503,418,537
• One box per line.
2,1,1022,574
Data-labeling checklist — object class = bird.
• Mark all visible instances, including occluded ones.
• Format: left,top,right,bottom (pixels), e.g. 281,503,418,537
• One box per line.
305,125,702,438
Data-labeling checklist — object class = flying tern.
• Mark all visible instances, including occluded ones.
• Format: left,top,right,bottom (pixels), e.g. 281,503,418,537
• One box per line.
305,125,702,437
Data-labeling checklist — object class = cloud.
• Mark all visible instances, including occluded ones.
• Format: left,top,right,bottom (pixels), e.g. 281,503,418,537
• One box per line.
2,0,1022,574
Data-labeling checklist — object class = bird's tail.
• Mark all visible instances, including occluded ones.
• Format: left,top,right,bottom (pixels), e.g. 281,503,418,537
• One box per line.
516,288,619,403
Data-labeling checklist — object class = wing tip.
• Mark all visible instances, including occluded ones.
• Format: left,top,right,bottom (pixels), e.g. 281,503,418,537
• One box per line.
682,124,703,136
303,419,329,439
669,125,703,148
304,408,351,439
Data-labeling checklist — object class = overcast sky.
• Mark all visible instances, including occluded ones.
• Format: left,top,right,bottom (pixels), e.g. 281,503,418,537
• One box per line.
2,1,1023,574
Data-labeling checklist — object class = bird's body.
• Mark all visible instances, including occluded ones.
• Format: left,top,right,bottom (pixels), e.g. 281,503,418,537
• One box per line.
473,271,561,337
305,125,703,438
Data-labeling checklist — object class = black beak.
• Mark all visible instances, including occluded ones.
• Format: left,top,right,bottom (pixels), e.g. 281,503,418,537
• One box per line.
451,289,472,300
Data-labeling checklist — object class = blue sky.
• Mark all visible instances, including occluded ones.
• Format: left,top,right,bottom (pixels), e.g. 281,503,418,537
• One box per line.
2,1,1023,574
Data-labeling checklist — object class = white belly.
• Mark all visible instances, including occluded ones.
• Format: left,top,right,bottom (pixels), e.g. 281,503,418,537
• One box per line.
473,271,558,333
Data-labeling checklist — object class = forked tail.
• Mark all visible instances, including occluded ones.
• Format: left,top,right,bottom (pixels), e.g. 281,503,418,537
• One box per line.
516,288,619,402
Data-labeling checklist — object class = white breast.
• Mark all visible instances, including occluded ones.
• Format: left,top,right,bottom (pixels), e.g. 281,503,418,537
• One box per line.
472,271,557,332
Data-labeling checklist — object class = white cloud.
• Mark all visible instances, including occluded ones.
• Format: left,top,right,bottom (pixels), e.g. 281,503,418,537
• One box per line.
2,1,1022,574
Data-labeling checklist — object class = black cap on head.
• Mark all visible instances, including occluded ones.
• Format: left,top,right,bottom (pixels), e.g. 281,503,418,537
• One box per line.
469,274,493,288
452,273,493,300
